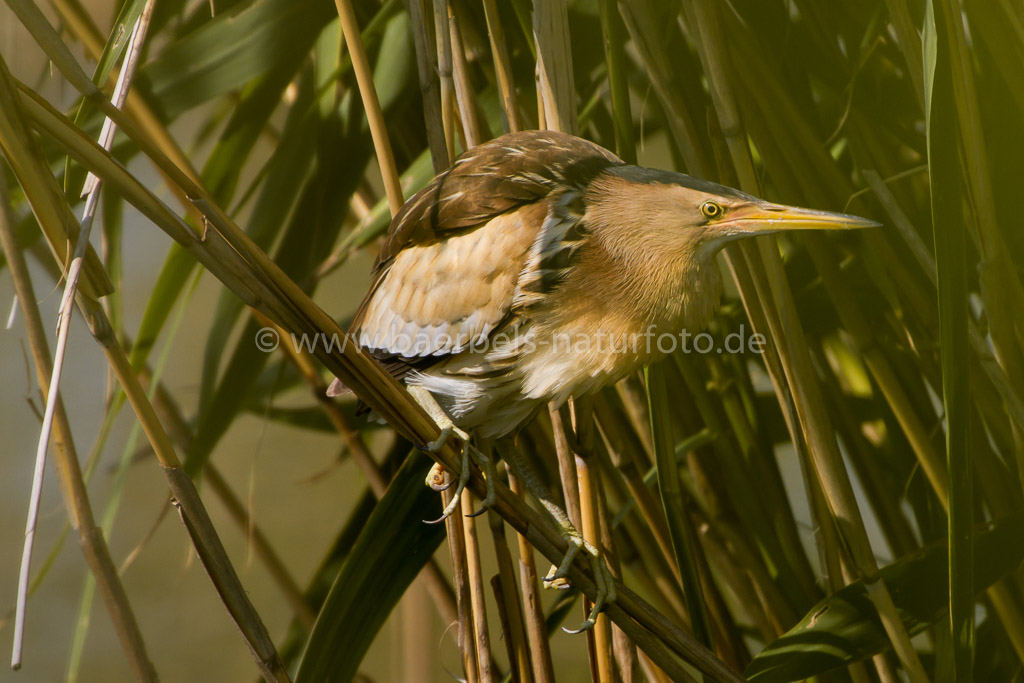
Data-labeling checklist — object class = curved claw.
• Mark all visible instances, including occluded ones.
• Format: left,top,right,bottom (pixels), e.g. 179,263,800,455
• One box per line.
425,462,454,492
423,441,471,524
421,426,498,521
546,534,616,633
562,620,594,635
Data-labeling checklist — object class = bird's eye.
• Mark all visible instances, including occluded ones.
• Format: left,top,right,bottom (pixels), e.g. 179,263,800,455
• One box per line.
701,201,723,219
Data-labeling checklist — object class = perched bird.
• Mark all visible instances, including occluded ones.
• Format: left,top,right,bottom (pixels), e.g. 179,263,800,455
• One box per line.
330,129,877,628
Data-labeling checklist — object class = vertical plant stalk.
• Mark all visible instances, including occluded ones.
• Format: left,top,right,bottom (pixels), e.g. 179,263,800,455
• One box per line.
751,128,928,683
448,5,483,147
11,3,153,670
550,405,582,524
444,489,480,683
488,578,519,679
508,471,556,683
572,397,614,678
720,28,1024,667
593,464,640,683
402,0,448,171
616,0,709,175
482,0,521,133
401,579,435,683
865,169,1024,489
598,0,635,164
339,5,470,664
593,393,676,572
805,237,949,503
936,0,1024,390
532,0,577,134
433,0,457,159
615,378,655,462
576,455,613,681
460,496,495,683
488,511,532,681
333,0,404,216
549,403,600,665
0,191,155,680
673,348,815,613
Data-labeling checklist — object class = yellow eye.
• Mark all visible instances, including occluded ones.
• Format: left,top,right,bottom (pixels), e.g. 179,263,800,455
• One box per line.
701,201,723,219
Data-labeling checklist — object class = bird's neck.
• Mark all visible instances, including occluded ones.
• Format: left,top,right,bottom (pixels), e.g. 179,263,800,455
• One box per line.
614,243,724,334
553,238,723,348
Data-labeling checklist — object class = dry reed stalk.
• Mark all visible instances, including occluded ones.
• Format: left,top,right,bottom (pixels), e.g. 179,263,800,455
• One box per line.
550,405,582,524
333,0,404,216
481,0,521,133
444,488,480,683
10,1,154,671
594,474,639,682
402,0,448,170
593,394,676,572
548,403,601,672
461,496,496,683
401,579,435,683
577,454,613,680
531,0,577,134
448,4,483,147
508,471,556,683
0,181,156,682
488,510,532,681
432,0,457,160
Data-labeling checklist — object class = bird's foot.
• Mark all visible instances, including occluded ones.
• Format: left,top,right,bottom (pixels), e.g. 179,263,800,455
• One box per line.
409,386,496,522
542,523,616,633
495,437,615,633
423,439,497,522
423,436,472,523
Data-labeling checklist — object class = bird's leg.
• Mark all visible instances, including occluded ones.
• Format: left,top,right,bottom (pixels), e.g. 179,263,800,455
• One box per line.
408,386,496,521
465,445,497,516
408,385,470,453
495,438,615,633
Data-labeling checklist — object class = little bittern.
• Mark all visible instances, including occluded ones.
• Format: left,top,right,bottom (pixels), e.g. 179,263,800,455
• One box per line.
331,130,877,629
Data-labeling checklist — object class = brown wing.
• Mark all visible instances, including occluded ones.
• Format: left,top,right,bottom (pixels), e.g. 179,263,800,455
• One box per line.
350,130,622,378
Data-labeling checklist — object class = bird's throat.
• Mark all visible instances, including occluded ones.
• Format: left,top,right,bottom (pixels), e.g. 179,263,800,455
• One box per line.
541,245,725,375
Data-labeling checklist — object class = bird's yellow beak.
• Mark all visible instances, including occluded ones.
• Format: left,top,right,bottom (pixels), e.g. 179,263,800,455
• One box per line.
719,201,881,234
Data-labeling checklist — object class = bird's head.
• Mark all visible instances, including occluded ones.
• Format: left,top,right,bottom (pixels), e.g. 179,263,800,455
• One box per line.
585,165,879,265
